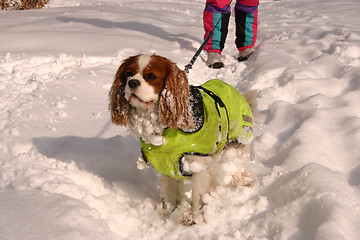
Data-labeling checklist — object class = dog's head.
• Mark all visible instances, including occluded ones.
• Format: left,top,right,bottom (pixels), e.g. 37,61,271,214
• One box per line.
109,54,195,130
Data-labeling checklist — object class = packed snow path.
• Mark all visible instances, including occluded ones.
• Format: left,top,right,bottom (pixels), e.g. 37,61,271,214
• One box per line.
0,0,359,239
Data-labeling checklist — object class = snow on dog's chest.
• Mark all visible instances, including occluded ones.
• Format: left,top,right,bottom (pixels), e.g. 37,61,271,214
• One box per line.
128,109,165,145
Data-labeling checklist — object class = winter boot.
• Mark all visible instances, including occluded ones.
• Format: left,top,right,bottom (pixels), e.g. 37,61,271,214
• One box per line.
238,48,254,61
206,52,224,69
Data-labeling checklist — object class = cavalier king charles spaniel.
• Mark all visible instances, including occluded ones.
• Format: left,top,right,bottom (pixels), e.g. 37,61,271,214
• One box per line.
109,54,257,225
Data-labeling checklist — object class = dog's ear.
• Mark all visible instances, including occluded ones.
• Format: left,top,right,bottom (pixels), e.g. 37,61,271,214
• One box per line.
159,60,195,130
108,60,131,126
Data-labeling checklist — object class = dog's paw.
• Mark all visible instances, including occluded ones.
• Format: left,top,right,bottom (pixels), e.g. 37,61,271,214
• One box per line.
179,210,205,226
230,170,254,188
179,211,196,226
154,202,175,217
164,201,198,226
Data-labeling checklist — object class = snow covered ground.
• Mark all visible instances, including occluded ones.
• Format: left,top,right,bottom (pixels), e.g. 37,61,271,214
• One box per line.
1,0,360,239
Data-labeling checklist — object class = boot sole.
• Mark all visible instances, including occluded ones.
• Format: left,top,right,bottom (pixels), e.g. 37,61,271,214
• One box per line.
237,56,249,62
208,62,224,69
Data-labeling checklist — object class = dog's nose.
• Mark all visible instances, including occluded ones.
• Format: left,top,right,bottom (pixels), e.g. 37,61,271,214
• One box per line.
128,79,140,89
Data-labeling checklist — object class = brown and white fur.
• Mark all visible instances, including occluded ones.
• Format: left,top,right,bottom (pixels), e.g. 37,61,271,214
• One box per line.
108,54,257,225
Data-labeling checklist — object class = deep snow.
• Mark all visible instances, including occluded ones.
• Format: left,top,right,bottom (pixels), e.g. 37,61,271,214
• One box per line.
0,0,360,239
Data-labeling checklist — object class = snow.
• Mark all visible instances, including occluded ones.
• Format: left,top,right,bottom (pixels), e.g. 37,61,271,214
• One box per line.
1,0,360,239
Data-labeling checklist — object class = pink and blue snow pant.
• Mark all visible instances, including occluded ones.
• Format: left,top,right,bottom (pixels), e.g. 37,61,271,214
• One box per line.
203,0,259,54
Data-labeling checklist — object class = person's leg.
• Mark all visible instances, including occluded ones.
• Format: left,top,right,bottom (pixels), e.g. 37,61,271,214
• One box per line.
203,0,231,68
235,0,258,61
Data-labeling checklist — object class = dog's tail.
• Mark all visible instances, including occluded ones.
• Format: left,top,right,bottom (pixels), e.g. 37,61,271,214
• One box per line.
243,90,258,118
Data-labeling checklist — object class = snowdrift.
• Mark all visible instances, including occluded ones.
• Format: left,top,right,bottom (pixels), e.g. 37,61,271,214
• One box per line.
1,0,359,239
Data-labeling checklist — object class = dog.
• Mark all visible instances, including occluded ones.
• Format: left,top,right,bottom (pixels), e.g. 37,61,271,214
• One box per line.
108,54,257,225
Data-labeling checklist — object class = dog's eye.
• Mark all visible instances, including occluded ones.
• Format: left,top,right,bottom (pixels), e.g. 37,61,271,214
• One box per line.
147,73,157,80
126,71,133,78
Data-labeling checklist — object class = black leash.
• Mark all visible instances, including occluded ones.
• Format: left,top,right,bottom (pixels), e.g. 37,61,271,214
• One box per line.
184,1,233,73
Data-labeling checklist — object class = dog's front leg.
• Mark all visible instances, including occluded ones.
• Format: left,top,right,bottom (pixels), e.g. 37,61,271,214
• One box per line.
190,158,218,223
158,173,179,212
192,169,213,212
